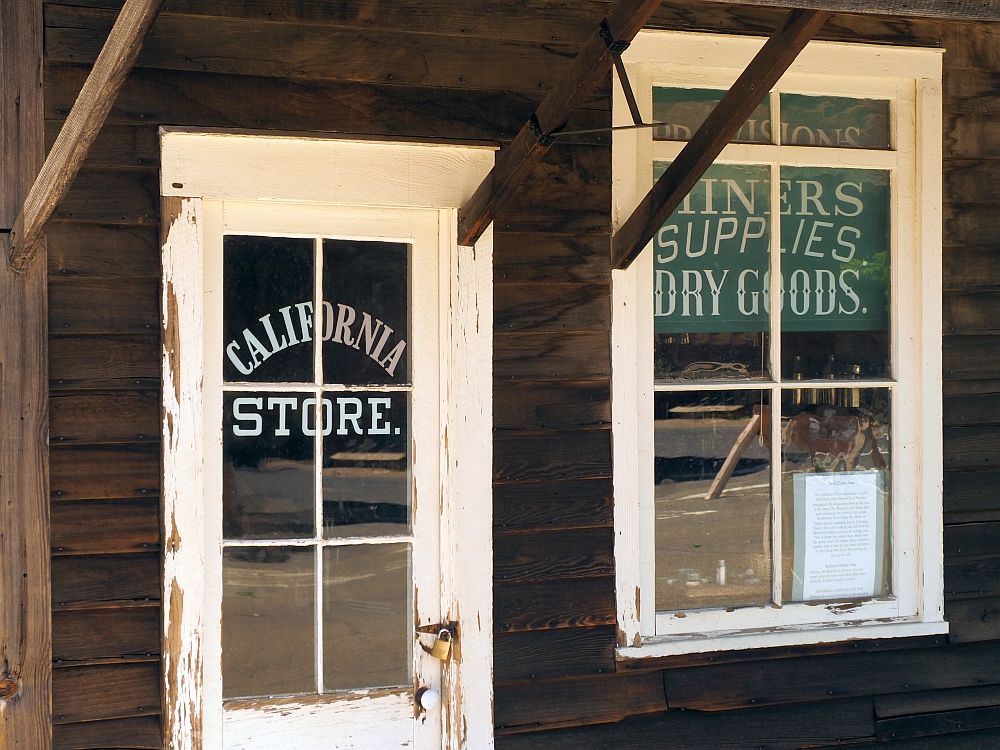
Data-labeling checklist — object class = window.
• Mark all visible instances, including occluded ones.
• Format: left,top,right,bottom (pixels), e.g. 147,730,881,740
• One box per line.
612,32,946,657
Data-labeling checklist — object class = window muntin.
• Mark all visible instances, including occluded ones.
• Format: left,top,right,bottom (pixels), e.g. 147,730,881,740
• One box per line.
613,33,944,652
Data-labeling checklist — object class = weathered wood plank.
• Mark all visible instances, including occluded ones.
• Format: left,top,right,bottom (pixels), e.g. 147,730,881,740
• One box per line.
496,697,875,749
50,276,159,334
495,331,611,382
495,283,610,333
945,471,1000,522
494,477,614,532
46,0,608,45
944,425,1000,469
876,684,1000,719
0,0,50,742
50,390,158,445
50,335,159,390
690,0,1000,23
494,626,617,681
50,445,159,500
51,498,159,555
48,223,159,278
944,335,1000,381
51,553,160,608
946,113,1000,159
46,5,596,95
612,9,831,269
662,643,1000,712
45,119,158,170
53,608,160,662
53,168,157,225
941,22,1000,70
945,394,1000,427
649,1,941,47
46,63,609,144
946,555,1000,599
945,597,1000,642
944,160,1000,204
8,0,163,271
829,728,1000,749
494,232,610,284
494,381,610,432
53,715,162,750
944,247,1000,294
945,521,1000,559
495,672,665,733
494,429,612,483
52,661,160,724
943,291,1000,336
495,528,615,584
495,577,616,633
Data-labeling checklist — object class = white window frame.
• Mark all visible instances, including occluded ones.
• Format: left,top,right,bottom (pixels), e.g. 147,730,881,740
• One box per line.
160,131,496,749
612,31,947,659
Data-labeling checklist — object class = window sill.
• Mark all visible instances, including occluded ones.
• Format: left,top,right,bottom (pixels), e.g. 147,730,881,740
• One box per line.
617,619,949,663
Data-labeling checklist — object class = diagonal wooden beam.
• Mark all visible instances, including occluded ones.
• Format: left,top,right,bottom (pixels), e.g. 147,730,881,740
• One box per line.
612,9,830,270
3,0,164,273
457,0,664,247
695,0,1000,22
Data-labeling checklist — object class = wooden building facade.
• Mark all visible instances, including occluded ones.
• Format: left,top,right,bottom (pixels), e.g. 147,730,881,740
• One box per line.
2,1,1000,748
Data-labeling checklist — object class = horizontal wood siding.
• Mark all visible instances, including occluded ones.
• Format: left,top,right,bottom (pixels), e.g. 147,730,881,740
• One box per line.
38,0,1000,747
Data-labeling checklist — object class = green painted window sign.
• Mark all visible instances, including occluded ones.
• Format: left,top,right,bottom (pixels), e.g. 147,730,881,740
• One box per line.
653,162,889,335
653,88,891,150
653,88,771,144
781,94,890,149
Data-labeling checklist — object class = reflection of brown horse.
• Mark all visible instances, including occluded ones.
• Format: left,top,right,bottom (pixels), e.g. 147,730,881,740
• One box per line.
782,408,886,472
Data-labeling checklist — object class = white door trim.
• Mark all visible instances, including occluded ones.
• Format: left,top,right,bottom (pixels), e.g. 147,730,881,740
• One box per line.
160,132,495,750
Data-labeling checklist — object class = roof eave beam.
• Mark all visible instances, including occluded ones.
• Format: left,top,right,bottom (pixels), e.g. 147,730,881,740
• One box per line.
612,8,831,271
695,0,1000,23
4,0,164,273
457,0,664,247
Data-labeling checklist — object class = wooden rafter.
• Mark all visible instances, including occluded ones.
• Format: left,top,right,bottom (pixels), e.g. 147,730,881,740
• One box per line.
696,0,1000,22
612,9,831,270
457,0,664,247
3,0,164,273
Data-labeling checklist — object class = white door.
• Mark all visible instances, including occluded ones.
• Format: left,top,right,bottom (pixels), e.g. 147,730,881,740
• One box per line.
161,134,496,750
204,202,443,749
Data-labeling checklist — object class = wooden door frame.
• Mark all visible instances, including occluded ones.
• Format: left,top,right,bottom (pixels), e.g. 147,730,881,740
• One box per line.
159,131,496,749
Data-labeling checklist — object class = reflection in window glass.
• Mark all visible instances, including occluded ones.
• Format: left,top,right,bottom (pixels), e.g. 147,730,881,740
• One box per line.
781,94,890,149
223,392,315,540
223,547,315,698
323,239,409,386
223,235,315,383
780,388,892,603
653,162,771,381
654,390,772,612
780,167,890,380
653,88,771,144
323,544,411,690
323,391,409,538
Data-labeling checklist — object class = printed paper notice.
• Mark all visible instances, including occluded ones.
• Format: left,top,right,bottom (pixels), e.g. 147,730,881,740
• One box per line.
792,471,884,602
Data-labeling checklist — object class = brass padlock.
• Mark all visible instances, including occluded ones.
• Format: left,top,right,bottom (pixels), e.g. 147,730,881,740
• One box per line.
428,628,452,661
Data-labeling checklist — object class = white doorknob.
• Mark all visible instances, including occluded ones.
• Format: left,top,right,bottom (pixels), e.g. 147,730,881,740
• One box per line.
417,687,440,711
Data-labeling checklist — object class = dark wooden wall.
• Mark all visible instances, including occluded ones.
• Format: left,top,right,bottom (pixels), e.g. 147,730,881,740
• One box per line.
38,1,1000,748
